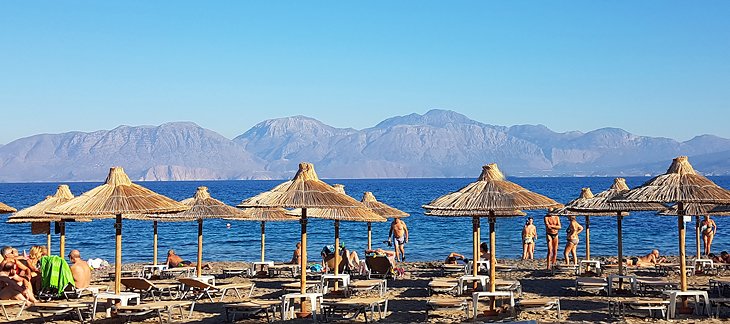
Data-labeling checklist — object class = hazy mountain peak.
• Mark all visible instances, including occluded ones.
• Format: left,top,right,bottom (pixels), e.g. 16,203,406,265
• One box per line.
374,109,479,128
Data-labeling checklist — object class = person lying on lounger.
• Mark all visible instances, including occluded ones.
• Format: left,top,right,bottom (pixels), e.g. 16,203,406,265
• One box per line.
166,249,210,270
444,252,468,265
365,248,397,267
606,249,667,266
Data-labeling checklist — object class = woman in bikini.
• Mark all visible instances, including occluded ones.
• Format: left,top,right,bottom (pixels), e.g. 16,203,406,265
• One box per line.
563,216,583,265
522,217,537,260
701,215,717,256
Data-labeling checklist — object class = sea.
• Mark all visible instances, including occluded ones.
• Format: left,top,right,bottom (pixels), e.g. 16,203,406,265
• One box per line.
1,177,729,264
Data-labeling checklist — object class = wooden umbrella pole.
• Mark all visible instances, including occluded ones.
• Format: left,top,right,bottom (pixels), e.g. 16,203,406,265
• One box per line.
261,221,266,263
678,203,687,291
59,221,66,259
334,220,340,291
472,217,479,277
489,214,497,310
367,222,372,250
197,219,203,277
300,209,309,313
47,223,52,256
695,216,701,259
585,216,591,261
617,213,624,277
153,221,158,266
115,214,122,294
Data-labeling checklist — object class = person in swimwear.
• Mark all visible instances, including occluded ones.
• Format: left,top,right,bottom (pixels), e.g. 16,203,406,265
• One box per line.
544,212,562,270
165,249,210,270
563,216,584,265
701,215,717,256
522,217,537,260
621,249,666,266
388,218,409,262
444,252,467,265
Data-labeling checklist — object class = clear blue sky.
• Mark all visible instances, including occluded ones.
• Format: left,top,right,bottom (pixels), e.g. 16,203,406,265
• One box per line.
1,1,728,144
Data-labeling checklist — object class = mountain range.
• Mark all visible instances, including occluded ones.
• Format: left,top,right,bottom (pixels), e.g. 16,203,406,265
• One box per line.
1,109,729,182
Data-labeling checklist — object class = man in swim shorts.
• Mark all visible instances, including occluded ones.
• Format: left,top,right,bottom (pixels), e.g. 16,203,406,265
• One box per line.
544,212,561,270
388,218,409,262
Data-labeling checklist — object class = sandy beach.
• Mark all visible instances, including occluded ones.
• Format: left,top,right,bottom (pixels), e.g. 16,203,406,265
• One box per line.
6,256,730,323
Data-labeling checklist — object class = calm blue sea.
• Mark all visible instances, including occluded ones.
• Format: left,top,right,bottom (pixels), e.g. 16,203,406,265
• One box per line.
1,177,729,263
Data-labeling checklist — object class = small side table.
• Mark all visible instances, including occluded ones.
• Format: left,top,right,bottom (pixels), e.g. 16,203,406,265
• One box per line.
281,292,323,322
579,260,601,275
663,290,710,318
607,274,636,296
92,292,140,319
320,274,351,294
252,261,274,274
458,275,488,295
472,291,515,319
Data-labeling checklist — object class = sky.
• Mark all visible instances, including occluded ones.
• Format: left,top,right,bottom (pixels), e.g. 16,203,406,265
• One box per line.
1,1,728,144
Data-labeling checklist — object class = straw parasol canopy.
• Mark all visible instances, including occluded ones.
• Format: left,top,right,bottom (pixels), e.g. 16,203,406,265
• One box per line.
154,186,248,276
361,191,409,249
613,156,730,295
7,184,88,257
423,163,561,309
426,209,526,216
230,207,298,263
48,167,189,295
0,202,17,214
238,162,374,300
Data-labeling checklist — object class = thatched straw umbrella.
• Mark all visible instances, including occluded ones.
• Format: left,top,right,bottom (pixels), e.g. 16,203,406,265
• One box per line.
659,203,730,259
613,156,730,299
48,167,189,294
288,184,385,291
555,180,663,276
7,185,82,257
154,186,249,277
231,207,298,264
423,163,561,309
238,162,375,304
0,201,15,214
361,191,408,250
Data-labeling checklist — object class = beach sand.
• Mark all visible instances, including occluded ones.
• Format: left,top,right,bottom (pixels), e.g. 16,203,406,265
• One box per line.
9,257,729,323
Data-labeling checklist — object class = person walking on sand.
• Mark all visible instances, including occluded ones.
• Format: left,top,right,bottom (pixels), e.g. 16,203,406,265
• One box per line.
701,215,717,256
544,213,561,270
388,218,409,262
563,216,584,265
522,217,537,260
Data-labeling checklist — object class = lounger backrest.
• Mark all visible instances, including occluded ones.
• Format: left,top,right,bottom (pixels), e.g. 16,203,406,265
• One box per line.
365,255,392,277
178,277,214,289
121,277,153,291
324,254,347,273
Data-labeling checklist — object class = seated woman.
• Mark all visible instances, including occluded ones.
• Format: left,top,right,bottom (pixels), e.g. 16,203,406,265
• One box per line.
444,252,467,265
166,250,210,270
0,261,38,305
289,242,301,265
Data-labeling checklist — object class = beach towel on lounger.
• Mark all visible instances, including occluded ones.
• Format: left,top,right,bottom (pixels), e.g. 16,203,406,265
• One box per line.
39,255,75,297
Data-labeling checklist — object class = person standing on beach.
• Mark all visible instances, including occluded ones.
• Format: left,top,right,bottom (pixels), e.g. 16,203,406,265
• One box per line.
388,218,409,262
701,215,717,256
522,217,537,260
544,213,561,270
563,216,583,265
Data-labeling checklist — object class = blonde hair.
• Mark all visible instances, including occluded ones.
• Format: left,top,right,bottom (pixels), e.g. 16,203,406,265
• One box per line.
29,245,47,259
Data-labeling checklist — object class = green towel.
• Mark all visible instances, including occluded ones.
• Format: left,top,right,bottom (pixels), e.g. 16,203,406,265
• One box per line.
39,255,75,296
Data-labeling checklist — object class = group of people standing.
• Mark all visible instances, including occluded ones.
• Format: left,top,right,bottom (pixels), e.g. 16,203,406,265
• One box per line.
521,214,584,269
521,214,720,270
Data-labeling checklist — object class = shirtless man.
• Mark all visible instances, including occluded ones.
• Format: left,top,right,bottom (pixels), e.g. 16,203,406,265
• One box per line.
701,215,717,256
563,216,584,265
444,252,467,265
522,217,537,260
544,213,562,270
388,218,409,262
0,261,38,305
166,249,210,269
626,249,667,266
68,250,91,289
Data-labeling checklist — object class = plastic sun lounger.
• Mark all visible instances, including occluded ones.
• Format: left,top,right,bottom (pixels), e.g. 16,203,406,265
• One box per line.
281,281,319,293
267,264,301,277
224,299,281,323
575,277,608,296
429,278,459,296
515,298,561,320
365,256,394,279
178,277,254,302
609,298,669,320
349,279,387,297
321,297,389,323
551,264,579,276
121,277,180,301
33,301,92,323
0,300,26,321
222,268,252,278
635,277,677,295
64,284,109,300
116,300,195,324
441,263,466,276
426,298,469,321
